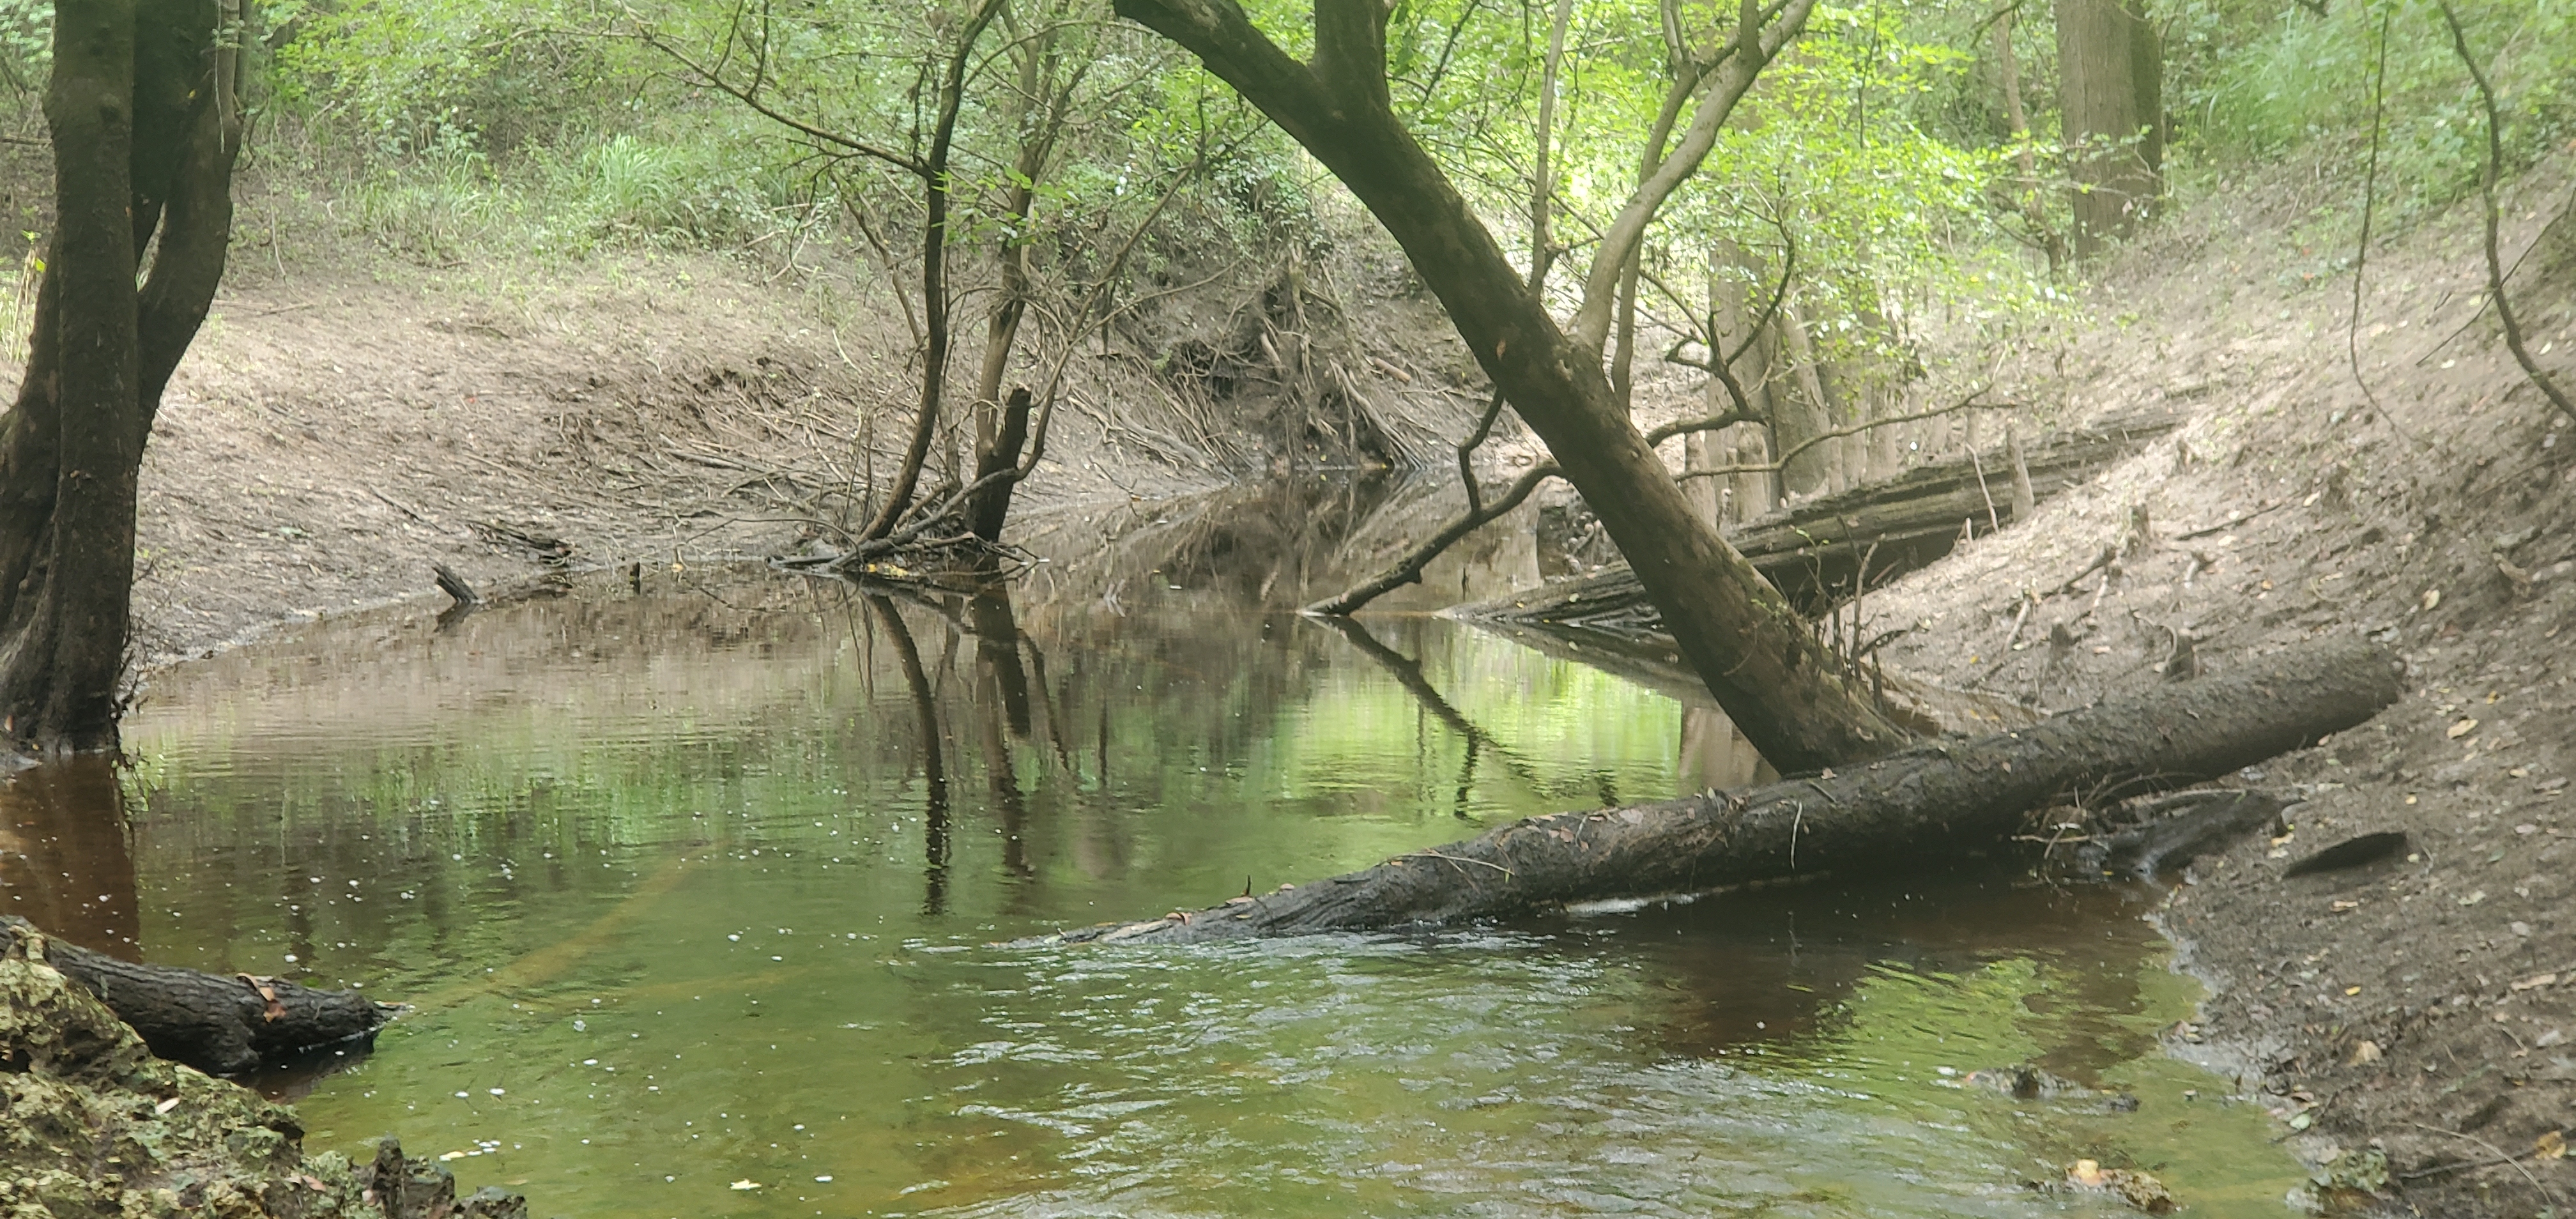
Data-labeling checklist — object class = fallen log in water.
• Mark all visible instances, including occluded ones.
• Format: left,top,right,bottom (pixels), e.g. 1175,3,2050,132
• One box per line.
1038,638,2400,944
2,916,394,1076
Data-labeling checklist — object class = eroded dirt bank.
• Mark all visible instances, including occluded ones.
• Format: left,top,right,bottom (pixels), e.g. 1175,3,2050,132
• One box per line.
1862,160,2576,1215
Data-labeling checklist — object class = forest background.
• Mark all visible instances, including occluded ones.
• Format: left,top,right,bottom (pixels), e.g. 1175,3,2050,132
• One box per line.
0,0,2564,552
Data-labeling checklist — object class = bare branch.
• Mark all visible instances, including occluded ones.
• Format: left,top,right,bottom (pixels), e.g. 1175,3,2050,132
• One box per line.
2438,1,2576,427
1644,408,1762,447
1305,461,1562,615
631,18,926,175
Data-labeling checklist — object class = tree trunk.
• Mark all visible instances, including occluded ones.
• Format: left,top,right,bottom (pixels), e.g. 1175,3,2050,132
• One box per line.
1041,638,2400,943
1995,9,2066,273
965,388,1035,542
860,0,1004,542
0,0,241,753
1116,0,1910,774
3,2,143,751
1770,298,1836,498
961,13,1078,544
1705,240,1779,523
4,916,392,1076
2055,0,2163,256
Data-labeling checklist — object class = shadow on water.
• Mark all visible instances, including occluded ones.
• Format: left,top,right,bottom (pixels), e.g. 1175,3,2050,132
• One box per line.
39,482,2314,1216
1595,869,2166,1073
0,756,142,961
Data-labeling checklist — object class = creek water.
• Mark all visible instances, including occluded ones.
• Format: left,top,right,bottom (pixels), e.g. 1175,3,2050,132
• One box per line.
17,560,2310,1216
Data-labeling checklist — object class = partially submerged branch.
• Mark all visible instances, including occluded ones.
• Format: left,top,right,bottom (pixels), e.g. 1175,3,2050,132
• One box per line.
4,916,394,1077
1305,461,1561,615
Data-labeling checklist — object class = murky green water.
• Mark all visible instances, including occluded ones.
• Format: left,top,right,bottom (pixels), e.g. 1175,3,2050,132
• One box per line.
86,571,2306,1216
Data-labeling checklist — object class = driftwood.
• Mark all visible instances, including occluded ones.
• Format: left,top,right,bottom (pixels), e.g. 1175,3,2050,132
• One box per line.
3,916,394,1076
1038,638,2400,944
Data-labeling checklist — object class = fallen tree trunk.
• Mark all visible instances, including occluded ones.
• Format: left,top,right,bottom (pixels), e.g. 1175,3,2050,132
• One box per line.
1038,638,2400,944
3,916,394,1076
1488,410,2182,624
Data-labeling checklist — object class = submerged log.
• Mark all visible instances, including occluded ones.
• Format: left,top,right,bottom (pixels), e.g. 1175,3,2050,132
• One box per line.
1039,637,2400,944
3,916,394,1076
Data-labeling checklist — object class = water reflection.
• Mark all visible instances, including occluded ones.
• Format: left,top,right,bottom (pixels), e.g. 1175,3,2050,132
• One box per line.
0,756,141,960
95,564,2308,1216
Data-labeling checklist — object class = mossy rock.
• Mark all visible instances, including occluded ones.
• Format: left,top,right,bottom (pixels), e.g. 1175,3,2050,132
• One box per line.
0,936,520,1218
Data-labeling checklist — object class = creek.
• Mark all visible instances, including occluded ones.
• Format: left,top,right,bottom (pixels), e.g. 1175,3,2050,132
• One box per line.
13,546,2312,1216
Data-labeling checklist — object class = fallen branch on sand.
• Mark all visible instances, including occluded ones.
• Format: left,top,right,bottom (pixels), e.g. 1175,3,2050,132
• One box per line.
1033,637,2400,944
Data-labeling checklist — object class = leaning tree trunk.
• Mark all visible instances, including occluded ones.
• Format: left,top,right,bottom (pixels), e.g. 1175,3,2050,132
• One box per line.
1116,0,1913,774
0,0,241,752
1043,638,2400,944
2055,0,2163,256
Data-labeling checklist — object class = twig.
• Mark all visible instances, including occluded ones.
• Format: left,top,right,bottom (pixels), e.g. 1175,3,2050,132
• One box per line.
2345,8,2419,446
1970,447,2000,532
1406,850,1513,878
369,487,441,528
2001,595,2034,650
2176,502,2286,540
2409,1123,2561,1205
2051,546,2118,597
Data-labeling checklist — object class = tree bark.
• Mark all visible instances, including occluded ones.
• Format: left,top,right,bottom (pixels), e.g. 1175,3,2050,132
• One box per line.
1,1,144,751
4,916,393,1077
1114,0,1910,774
1040,638,2401,943
965,387,1035,542
1770,297,1837,496
0,0,241,752
2055,0,2162,255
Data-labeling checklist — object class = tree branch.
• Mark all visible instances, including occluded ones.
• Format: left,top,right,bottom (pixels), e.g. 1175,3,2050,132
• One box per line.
1570,0,1815,352
2438,0,2576,427
1644,408,1763,447
1312,0,1392,114
1305,461,1561,615
634,21,926,175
